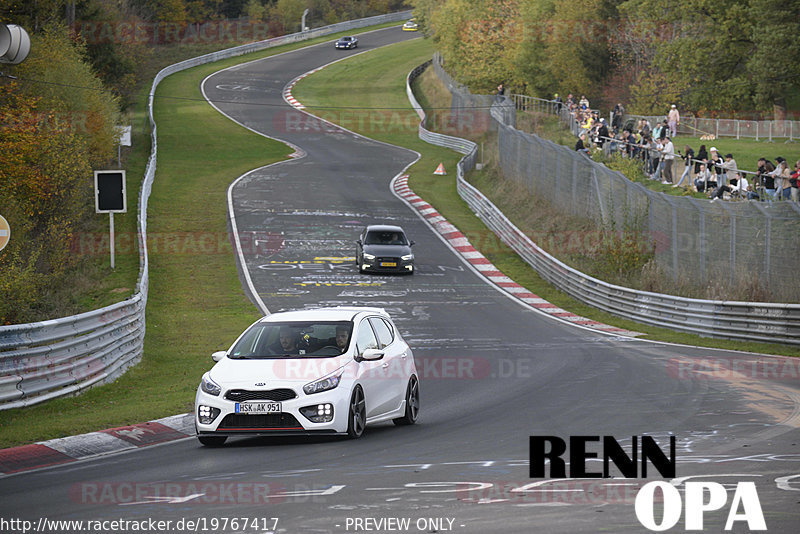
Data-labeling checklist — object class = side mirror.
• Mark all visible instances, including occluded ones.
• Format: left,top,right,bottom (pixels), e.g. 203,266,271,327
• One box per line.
410,240,415,246
358,348,384,361
356,239,362,246
211,351,226,362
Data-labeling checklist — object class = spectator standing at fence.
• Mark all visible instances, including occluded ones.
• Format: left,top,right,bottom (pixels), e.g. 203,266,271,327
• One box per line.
695,145,708,173
620,129,633,157
650,137,664,180
653,121,663,140
772,157,787,198
674,144,694,187
757,158,777,200
612,103,624,131
790,160,800,202
579,95,589,110
660,136,675,184
722,154,739,186
708,147,725,187
581,113,594,135
638,118,651,137
597,118,609,148
781,163,793,200
668,104,680,137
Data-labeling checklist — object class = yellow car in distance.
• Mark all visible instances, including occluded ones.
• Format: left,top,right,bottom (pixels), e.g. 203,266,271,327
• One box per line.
402,19,418,31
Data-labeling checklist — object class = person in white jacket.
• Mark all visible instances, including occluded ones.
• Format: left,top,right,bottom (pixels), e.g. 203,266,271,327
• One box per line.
659,137,675,184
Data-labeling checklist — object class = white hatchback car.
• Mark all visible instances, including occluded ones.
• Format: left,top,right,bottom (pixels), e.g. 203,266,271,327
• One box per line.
195,307,419,446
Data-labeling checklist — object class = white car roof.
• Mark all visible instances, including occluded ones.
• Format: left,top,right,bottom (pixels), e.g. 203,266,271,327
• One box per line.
258,307,388,323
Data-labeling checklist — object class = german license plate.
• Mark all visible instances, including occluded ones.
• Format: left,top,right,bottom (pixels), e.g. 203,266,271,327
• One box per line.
380,262,397,267
235,402,281,414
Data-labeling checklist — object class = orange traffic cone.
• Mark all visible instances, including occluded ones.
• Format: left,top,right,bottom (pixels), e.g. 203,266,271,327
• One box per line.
433,163,447,175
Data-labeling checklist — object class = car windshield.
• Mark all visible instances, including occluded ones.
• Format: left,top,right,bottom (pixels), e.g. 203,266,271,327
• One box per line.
229,321,353,359
341,37,352,41
364,230,407,245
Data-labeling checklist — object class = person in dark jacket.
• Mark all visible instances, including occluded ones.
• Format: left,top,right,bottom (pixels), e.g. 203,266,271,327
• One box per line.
694,145,708,173
596,119,610,148
674,144,695,187
612,103,624,131
757,157,776,200
708,147,725,189
575,133,589,155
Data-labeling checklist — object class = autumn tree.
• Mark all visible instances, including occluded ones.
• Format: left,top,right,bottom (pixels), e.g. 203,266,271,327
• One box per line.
423,0,523,93
0,85,93,324
6,24,120,166
617,0,800,116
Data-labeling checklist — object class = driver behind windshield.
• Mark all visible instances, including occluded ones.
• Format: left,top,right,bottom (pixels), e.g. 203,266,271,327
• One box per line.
270,326,300,354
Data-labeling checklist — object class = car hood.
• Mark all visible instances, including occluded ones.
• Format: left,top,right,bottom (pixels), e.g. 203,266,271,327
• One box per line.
362,244,412,257
209,355,350,388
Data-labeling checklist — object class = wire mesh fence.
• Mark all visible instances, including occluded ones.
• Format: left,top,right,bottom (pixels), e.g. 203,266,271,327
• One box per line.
432,54,800,302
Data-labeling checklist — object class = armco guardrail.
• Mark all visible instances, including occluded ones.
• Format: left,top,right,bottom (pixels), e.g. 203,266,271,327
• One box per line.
0,11,412,410
408,60,800,345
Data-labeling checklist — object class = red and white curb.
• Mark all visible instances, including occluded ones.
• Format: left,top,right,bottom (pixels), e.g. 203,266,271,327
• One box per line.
0,413,193,476
283,67,325,110
393,175,643,337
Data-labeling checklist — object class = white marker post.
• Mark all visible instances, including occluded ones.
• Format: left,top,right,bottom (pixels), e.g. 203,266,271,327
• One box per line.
115,125,131,167
94,170,127,269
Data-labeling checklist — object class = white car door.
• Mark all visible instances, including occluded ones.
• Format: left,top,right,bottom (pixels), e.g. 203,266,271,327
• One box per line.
353,318,392,417
369,317,408,410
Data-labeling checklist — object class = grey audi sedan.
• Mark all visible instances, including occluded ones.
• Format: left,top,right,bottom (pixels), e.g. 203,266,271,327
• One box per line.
356,225,415,274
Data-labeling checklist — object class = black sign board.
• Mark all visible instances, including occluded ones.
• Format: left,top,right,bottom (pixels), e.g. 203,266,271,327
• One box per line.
94,170,127,213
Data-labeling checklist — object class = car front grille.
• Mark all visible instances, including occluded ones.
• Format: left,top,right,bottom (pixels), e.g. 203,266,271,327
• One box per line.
217,413,303,430
377,257,400,264
225,389,297,402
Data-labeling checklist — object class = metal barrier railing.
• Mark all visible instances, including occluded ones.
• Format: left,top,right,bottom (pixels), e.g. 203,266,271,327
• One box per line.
623,114,799,142
0,10,413,410
408,59,800,345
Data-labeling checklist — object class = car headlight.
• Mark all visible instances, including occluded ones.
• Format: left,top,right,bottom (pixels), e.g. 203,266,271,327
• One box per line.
303,371,343,395
201,373,221,396
401,254,414,261
363,253,376,260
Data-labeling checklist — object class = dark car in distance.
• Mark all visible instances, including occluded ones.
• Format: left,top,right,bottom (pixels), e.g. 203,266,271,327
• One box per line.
334,36,358,49
356,225,414,274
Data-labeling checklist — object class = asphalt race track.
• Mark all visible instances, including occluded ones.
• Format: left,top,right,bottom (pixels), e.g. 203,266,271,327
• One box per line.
2,26,800,534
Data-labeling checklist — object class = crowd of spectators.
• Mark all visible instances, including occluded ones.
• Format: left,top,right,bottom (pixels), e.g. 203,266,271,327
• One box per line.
564,103,800,203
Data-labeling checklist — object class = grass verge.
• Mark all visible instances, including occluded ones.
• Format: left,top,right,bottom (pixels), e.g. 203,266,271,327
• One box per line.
293,40,800,359
0,23,405,449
